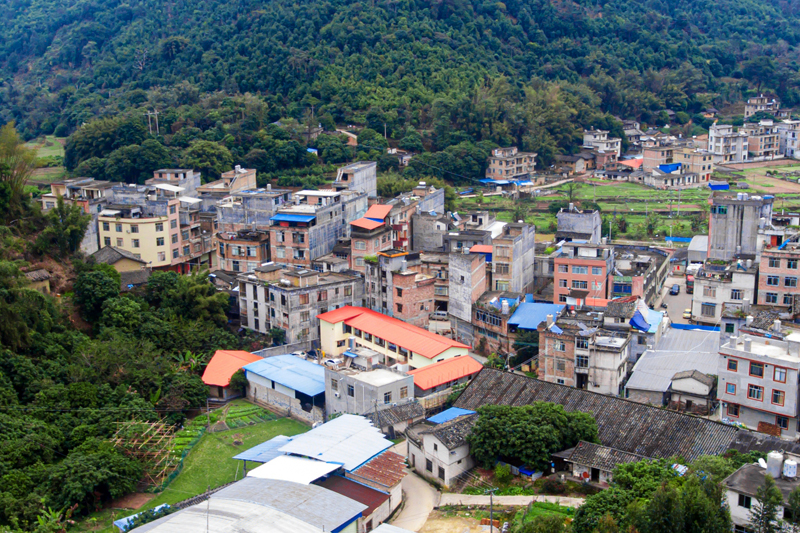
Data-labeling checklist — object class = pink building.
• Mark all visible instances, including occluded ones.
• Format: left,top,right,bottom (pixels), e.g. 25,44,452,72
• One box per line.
759,240,800,309
553,242,615,304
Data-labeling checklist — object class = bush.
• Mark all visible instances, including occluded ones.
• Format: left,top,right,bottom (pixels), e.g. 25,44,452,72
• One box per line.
541,479,566,494
495,463,512,484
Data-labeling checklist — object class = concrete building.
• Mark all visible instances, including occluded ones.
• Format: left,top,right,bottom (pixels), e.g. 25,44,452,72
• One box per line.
146,168,202,197
565,441,647,486
708,192,774,261
406,411,477,489
724,460,800,533
448,252,488,347
742,119,780,160
325,363,414,417
471,292,522,356
216,230,270,273
386,183,445,251
91,246,151,291
411,212,450,252
643,168,703,190
778,120,800,159
441,229,492,254
492,222,535,293
642,140,675,175
744,94,780,119
708,123,749,163
691,259,758,325
238,264,364,343
364,250,436,329
269,189,368,268
583,129,622,158
334,161,377,198
196,166,258,205
350,205,394,273
553,242,615,304
611,247,671,307
718,328,800,437
216,186,293,232
556,205,602,244
41,178,115,254
317,306,470,371
758,238,800,309
677,147,714,183
407,356,483,399
244,355,326,424
688,235,709,264
485,147,537,180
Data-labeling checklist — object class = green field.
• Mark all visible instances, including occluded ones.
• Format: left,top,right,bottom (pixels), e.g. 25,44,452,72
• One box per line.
24,135,65,158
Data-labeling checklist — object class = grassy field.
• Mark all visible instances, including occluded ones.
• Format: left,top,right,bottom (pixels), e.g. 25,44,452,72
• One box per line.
24,135,65,158
75,414,308,532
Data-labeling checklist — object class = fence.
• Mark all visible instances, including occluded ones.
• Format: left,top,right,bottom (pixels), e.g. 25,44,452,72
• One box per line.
150,426,206,494
251,340,318,358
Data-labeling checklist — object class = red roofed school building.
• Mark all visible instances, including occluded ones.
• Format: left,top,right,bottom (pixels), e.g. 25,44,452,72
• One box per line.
407,356,483,397
202,350,263,399
317,306,469,370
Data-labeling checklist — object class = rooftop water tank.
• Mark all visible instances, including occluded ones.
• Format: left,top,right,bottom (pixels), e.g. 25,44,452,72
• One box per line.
767,451,784,478
783,459,797,479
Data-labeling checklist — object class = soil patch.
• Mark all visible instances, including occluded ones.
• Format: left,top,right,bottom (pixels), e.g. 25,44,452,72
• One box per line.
109,492,155,510
420,511,485,533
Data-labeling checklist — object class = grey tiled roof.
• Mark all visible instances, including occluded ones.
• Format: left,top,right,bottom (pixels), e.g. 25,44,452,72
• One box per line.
120,269,151,290
454,368,740,461
365,402,425,428
605,297,638,318
91,245,146,265
567,441,648,472
423,414,477,449
672,370,715,387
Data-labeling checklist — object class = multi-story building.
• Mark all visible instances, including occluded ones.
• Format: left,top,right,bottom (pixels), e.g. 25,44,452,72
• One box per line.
41,178,115,254
196,166,258,207
553,242,615,304
411,212,451,252
317,306,470,370
448,251,488,347
708,192,774,261
418,252,451,314
644,168,702,190
677,147,714,183
364,250,436,329
724,459,800,533
742,119,780,160
334,161,377,198
147,169,201,196
471,292,522,356
718,327,800,437
325,360,414,417
708,123,749,163
216,186,293,232
758,239,800,309
485,147,537,180
583,129,622,158
556,205,601,244
692,259,758,325
611,247,671,307
442,230,492,253
350,204,394,273
387,182,445,251
642,140,675,174
269,189,368,268
238,264,363,343
491,222,535,293
216,230,270,273
744,95,780,119
778,120,800,159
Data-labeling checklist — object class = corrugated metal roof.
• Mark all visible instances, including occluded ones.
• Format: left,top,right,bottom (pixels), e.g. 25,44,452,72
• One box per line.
247,455,340,484
469,244,493,254
233,435,292,463
278,414,391,471
349,450,407,489
244,355,325,396
365,204,393,221
315,475,389,516
350,217,384,230
427,407,476,424
407,356,483,390
626,328,719,393
202,350,263,387
271,213,316,223
508,302,564,331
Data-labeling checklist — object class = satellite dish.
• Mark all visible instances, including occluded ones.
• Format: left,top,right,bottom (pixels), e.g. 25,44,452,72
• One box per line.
759,458,768,469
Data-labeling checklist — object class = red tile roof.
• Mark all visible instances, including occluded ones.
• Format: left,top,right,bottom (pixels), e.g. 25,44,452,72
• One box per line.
618,159,643,170
315,475,389,517
350,217,385,230
469,244,493,254
407,355,483,390
349,450,407,489
317,306,469,359
202,350,263,387
365,204,393,220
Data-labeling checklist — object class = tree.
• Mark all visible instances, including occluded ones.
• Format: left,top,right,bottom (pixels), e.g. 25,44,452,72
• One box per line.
399,129,424,153
229,369,248,397
34,195,91,257
182,141,233,181
743,57,776,93
572,488,633,533
0,122,37,223
612,459,676,499
749,474,784,533
516,514,568,533
512,329,539,367
144,271,180,307
632,483,685,533
786,486,800,533
565,181,579,203
99,297,144,333
166,271,230,325
74,271,120,322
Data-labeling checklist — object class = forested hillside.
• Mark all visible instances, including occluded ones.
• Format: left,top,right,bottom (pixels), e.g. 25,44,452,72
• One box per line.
2,0,800,142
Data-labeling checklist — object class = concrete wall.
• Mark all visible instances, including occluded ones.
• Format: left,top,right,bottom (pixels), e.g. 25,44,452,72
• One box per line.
247,375,324,425
572,463,613,484
411,214,447,252
449,253,486,323
556,210,601,244
626,388,665,405
325,367,414,416
408,437,475,489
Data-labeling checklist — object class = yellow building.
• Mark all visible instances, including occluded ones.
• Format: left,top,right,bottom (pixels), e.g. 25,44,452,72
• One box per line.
98,202,179,268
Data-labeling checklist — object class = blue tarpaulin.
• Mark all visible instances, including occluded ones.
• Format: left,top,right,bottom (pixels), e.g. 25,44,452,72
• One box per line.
113,505,170,531
630,310,650,332
708,182,730,191
508,302,565,331
427,407,475,424
270,213,316,223
659,163,682,174
479,179,496,184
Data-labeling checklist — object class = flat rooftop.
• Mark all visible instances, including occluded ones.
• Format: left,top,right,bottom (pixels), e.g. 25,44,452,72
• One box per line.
351,369,407,387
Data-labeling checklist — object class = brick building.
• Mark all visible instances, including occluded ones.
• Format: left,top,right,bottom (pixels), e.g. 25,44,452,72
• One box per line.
553,242,615,304
350,204,394,273
758,239,800,309
485,147,537,180
216,230,270,273
364,250,436,329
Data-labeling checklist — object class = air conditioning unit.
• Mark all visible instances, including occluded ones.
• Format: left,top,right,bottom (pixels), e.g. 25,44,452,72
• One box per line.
334,392,340,398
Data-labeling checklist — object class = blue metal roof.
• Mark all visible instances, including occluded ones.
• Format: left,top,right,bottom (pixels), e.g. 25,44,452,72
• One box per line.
659,163,682,174
708,182,730,191
113,505,170,531
244,355,325,396
508,302,565,330
479,179,496,184
270,213,316,223
232,435,292,463
427,407,475,424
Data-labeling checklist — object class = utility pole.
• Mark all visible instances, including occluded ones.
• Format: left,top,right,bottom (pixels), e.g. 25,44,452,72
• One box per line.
144,111,153,134
144,110,160,135
485,487,498,533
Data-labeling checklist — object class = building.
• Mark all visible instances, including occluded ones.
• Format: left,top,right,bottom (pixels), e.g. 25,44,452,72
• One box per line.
708,192,774,261
364,403,426,438
565,441,647,485
643,167,703,190
202,350,263,400
552,242,615,304
718,328,800,437
611,247,671,307
342,450,407,526
556,205,602,244
448,251,488,347
334,161,377,198
742,119,780,160
418,252,451,314
90,245,152,290
411,212,451,252
244,354,326,424
708,123,749,164
603,296,667,363
350,205,394,273
386,183,445,251
688,235,709,264
325,363,414,417
216,186,293,232
583,129,622,158
40,178,115,254
642,140,675,175
691,259,758,325
317,306,470,370
406,411,477,489
270,189,368,268
23,269,51,294
745,94,780,119
364,250,435,329
407,355,483,399
196,165,257,199
442,229,492,254
485,147,537,180
778,120,800,159
758,238,800,309
216,230,270,273
554,153,594,175
315,475,394,532
471,292,522,356
491,222,536,293
238,264,363,343
677,146,714,183
724,457,800,532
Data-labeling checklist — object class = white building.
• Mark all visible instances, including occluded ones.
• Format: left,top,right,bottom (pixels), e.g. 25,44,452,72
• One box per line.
583,129,622,158
708,123,748,164
406,409,477,489
723,456,800,532
778,120,800,159
691,262,758,325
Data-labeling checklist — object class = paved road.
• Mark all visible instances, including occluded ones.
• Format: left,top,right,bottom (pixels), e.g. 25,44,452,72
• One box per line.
390,472,440,531
660,275,694,325
439,494,585,508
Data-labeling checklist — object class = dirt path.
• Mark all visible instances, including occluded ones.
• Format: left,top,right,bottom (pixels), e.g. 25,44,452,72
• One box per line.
390,471,440,531
439,494,584,508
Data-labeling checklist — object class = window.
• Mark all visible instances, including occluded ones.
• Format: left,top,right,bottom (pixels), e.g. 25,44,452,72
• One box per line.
785,294,794,306
347,384,354,397
438,466,445,480
559,280,568,288
172,249,179,259
726,383,736,395
374,337,384,347
556,359,566,372
787,277,798,288
777,416,789,430
638,335,646,345
426,459,433,472
169,205,176,215
364,333,372,342
495,263,509,275
158,252,166,261
725,323,735,333
767,275,780,286
155,222,163,232
433,443,438,452
400,386,408,399
576,339,589,349
555,340,566,352
775,367,787,383
115,223,122,232
104,237,111,246
703,286,716,298
300,311,310,322
116,238,124,247
396,288,403,297
701,303,716,317
747,384,764,401
354,241,366,250
558,265,568,273
789,259,798,269
171,234,178,244
750,362,764,378
592,267,603,275
572,280,588,289
331,379,338,392
299,294,309,305
345,286,352,297
130,225,139,233
170,219,177,229
318,290,328,302
102,222,110,231
384,391,392,404
132,239,140,248
572,266,588,274
576,355,589,368
154,236,165,247
731,289,742,300
276,247,286,259
556,378,565,385
769,257,781,268
183,245,190,256
728,404,740,417
738,494,752,509
711,205,728,215
772,390,785,406
766,293,778,304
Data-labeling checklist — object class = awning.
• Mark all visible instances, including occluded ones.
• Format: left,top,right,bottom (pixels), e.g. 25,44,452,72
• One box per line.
629,311,651,333
99,209,121,216
178,196,202,204
343,350,358,358
155,183,185,192
271,214,316,223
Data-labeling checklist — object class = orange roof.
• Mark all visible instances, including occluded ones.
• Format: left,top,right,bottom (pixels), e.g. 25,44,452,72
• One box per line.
350,217,384,230
202,350,262,387
407,355,483,390
586,298,610,307
365,204,392,220
618,159,643,170
317,306,469,359
470,245,493,254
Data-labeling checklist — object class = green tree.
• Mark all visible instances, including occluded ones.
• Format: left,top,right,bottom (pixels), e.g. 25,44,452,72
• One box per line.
99,297,144,333
512,329,539,367
632,483,684,533
572,488,633,533
749,474,784,533
516,514,568,533
743,57,776,93
785,486,800,533
0,122,37,223
399,129,424,153
74,270,120,322
144,271,180,307
166,271,230,325
612,459,676,499
34,195,90,257
229,369,248,397
182,141,233,181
